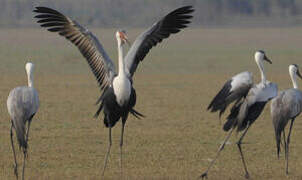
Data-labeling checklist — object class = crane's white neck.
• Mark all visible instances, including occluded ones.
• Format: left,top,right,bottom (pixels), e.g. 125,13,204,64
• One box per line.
255,58,266,84
117,38,126,76
25,63,34,87
27,73,34,87
289,67,299,89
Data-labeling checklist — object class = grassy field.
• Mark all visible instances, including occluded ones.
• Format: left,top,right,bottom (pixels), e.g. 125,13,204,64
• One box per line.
1,27,302,179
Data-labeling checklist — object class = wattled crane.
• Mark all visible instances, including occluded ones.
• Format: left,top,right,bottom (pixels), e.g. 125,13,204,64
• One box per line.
34,6,194,176
7,62,39,180
202,50,278,179
271,64,302,175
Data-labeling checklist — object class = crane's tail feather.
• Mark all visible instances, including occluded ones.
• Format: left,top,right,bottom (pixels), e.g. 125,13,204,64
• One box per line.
272,113,289,159
223,117,236,131
223,102,242,131
94,101,104,118
94,88,108,118
273,117,284,159
12,119,27,151
207,80,231,114
130,109,145,119
219,106,227,118
95,93,104,105
275,130,281,159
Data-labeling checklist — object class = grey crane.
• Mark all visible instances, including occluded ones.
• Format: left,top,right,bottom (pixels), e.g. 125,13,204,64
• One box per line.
201,50,278,179
270,64,302,175
7,62,39,180
33,6,194,176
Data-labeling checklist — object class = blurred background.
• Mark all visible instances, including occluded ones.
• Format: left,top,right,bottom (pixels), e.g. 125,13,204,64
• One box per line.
1,0,302,28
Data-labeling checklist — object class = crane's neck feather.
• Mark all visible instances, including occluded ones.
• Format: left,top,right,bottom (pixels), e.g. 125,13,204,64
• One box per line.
26,67,34,87
255,58,266,84
290,68,299,89
117,38,126,76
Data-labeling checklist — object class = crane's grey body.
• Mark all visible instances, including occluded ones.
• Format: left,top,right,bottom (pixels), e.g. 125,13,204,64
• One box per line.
7,86,39,148
202,51,277,179
271,89,302,122
226,81,278,131
7,62,39,180
270,64,302,175
34,6,194,177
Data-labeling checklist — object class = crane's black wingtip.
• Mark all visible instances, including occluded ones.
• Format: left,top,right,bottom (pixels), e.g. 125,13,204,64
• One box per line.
168,5,194,17
33,6,64,17
179,5,194,10
207,104,212,111
178,5,195,13
33,6,43,13
33,6,49,12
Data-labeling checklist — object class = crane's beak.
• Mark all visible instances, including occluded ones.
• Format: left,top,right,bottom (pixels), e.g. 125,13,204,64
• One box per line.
264,55,272,64
125,37,131,47
297,69,302,80
120,32,131,47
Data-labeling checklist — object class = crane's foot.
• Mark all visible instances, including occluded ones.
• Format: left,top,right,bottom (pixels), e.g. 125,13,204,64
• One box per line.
244,172,250,179
200,172,208,179
23,149,28,159
13,165,18,179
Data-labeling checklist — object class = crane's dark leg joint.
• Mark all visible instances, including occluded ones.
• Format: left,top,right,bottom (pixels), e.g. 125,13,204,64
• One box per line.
200,172,208,179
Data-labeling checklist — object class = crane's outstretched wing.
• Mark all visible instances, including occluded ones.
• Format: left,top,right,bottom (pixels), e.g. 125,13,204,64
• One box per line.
208,71,253,117
124,6,194,77
34,6,116,90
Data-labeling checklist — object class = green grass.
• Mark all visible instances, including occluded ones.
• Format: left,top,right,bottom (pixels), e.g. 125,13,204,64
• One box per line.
1,27,302,179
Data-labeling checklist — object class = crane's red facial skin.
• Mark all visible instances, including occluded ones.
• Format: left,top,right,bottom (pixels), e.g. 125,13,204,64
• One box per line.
119,31,131,46
119,31,126,40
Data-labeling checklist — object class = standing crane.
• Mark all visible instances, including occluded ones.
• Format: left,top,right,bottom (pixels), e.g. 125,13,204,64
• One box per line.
7,62,39,180
33,6,194,176
201,50,278,179
270,64,302,175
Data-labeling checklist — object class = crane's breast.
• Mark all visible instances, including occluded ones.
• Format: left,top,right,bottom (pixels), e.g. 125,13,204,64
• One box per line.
112,76,132,107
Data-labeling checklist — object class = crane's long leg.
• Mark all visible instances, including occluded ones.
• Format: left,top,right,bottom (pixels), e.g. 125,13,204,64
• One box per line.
22,121,31,180
120,119,126,177
285,119,295,175
236,124,251,179
200,128,235,179
102,127,112,176
10,121,18,180
283,131,287,160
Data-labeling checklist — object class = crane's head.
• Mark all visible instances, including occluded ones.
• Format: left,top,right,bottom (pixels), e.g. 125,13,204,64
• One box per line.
289,64,302,80
25,62,34,75
255,50,272,64
116,30,131,46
